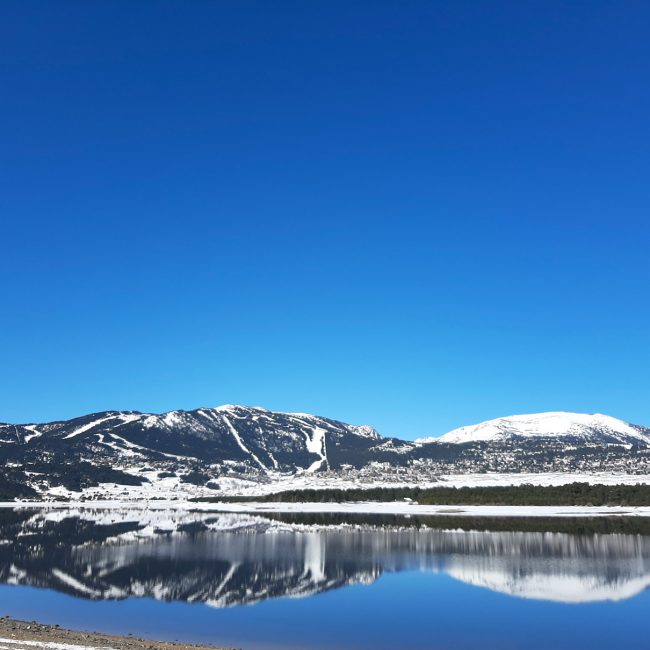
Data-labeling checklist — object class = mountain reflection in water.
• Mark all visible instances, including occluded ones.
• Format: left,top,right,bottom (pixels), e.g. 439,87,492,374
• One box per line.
1,508,650,606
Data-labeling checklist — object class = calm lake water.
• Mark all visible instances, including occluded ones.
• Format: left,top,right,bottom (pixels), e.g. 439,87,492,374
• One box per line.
1,507,650,649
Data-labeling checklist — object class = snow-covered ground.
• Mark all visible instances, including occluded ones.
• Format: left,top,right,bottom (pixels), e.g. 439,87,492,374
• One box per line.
29,470,650,503
437,472,650,487
5,468,650,517
201,501,650,518
0,638,117,650
4,499,650,518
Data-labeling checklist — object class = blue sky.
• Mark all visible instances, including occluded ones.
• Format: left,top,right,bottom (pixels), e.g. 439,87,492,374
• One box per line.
1,1,649,439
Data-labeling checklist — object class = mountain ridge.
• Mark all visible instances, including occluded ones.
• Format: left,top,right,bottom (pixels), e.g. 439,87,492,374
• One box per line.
4,407,649,454
4,405,647,445
2,406,650,499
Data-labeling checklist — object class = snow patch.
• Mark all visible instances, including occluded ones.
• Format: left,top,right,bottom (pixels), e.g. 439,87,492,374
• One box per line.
220,414,267,471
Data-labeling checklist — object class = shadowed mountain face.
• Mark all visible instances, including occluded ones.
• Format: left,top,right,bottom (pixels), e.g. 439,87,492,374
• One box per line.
2,406,650,497
0,405,387,471
2,509,650,606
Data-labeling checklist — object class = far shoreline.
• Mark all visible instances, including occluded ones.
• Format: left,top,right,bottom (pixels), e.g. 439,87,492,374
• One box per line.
4,498,650,518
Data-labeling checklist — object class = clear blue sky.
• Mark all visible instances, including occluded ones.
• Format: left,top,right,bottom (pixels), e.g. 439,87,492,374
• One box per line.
1,1,649,439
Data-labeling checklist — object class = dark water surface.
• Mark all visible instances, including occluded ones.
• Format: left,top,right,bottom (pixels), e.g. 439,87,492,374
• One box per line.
0,507,649,649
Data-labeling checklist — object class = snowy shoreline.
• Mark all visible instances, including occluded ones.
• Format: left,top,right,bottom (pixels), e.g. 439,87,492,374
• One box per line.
4,472,650,518
3,499,650,518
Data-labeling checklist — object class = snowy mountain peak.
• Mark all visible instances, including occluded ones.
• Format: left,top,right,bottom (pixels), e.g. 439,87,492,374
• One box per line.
418,411,650,446
348,424,381,440
4,404,392,481
213,404,255,412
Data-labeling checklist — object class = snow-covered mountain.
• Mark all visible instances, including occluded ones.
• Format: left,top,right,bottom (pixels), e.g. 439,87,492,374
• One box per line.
0,404,387,474
2,406,650,499
417,412,650,446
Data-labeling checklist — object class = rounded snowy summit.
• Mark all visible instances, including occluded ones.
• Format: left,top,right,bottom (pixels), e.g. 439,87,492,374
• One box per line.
417,411,650,446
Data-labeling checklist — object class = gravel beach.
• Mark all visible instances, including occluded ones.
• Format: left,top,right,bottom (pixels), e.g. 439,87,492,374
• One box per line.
0,618,231,650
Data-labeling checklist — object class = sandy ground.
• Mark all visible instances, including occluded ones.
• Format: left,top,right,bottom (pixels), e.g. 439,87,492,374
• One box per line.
0,618,231,650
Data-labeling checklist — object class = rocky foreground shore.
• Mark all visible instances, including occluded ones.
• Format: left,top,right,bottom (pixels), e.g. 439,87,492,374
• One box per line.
0,618,231,650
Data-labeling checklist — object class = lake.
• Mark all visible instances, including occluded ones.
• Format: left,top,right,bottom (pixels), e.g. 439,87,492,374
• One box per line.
1,507,650,649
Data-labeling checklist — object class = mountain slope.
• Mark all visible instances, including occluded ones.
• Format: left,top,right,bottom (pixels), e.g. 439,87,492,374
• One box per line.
0,404,393,475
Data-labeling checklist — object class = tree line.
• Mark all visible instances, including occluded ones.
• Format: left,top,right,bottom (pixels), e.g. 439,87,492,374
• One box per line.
203,482,650,507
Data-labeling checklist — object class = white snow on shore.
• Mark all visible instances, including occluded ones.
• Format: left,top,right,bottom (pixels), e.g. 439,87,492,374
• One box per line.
186,501,650,518
4,499,650,518
436,472,650,488
0,639,116,650
8,470,650,505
